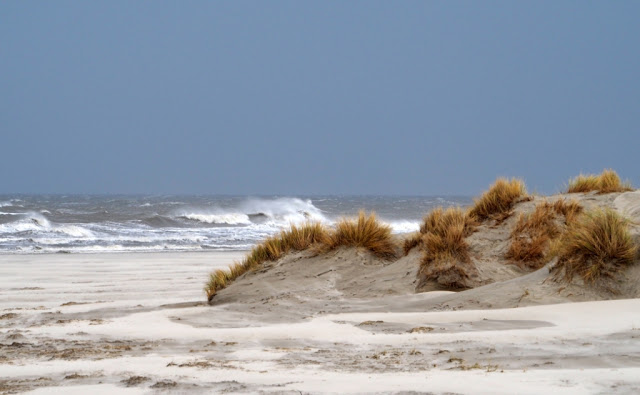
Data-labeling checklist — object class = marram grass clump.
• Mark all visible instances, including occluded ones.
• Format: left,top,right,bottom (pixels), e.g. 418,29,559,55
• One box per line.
469,178,527,221
551,198,584,225
321,211,397,259
567,169,633,194
506,201,560,269
422,215,471,267
403,232,423,256
404,207,476,255
506,199,583,269
552,208,637,284
205,222,328,301
412,207,478,289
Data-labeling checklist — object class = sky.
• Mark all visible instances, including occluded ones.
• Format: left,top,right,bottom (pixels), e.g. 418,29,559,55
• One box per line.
1,1,639,196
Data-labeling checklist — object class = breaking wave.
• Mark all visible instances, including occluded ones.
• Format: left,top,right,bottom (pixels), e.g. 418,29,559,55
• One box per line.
173,197,328,227
178,213,252,225
0,212,94,238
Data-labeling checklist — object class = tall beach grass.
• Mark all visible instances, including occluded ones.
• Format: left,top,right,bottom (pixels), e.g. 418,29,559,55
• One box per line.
411,207,478,289
506,199,583,269
321,211,397,259
552,208,637,284
567,169,633,194
469,178,527,221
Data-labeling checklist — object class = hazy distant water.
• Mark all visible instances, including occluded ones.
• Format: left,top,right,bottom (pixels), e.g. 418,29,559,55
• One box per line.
0,195,471,254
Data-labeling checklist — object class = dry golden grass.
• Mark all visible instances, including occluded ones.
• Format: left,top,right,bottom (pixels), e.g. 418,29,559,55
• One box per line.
404,207,476,255
322,211,397,259
567,169,633,194
469,178,527,221
507,235,549,265
204,270,231,301
403,232,422,255
511,201,560,238
422,220,470,266
205,222,329,301
553,208,637,284
506,200,584,269
421,207,477,238
280,222,329,251
552,198,583,224
417,207,477,288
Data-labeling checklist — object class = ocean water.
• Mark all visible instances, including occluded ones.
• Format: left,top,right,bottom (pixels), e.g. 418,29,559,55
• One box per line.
0,195,471,254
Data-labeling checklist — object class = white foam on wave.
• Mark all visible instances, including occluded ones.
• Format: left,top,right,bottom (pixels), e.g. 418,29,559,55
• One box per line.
0,212,50,233
0,212,94,238
54,225,95,238
179,212,252,225
239,197,328,224
175,197,328,227
0,201,12,208
386,220,420,234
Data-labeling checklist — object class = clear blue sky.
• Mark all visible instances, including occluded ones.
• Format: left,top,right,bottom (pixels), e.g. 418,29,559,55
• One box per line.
2,1,638,195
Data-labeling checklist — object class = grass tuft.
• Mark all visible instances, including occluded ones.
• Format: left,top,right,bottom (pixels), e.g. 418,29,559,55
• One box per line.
322,211,397,259
552,208,637,284
205,222,329,301
404,207,476,255
506,202,559,269
506,200,584,270
403,232,423,255
418,207,477,288
469,178,527,221
421,207,477,238
552,198,583,224
567,169,633,194
280,222,329,251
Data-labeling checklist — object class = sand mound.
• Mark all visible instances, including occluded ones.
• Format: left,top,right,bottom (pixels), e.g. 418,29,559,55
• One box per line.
211,191,640,317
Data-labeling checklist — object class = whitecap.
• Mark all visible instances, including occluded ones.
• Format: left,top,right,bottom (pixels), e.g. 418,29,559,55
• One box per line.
386,220,421,234
179,212,252,225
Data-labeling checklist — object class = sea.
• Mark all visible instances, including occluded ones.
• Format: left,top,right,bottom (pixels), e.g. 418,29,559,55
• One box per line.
0,195,471,254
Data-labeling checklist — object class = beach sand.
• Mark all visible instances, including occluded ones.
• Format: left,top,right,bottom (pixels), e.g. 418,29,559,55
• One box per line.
2,250,640,394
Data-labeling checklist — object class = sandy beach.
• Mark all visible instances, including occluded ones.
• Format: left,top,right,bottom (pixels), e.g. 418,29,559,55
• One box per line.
2,248,640,394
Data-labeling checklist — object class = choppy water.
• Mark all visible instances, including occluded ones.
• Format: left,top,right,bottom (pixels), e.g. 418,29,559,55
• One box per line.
0,195,471,254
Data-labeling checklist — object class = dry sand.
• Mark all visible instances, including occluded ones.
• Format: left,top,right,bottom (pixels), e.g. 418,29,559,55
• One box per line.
2,191,640,394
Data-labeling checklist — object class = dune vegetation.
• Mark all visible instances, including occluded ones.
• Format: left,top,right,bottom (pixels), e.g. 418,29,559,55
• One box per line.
408,207,478,289
404,207,476,255
206,212,398,300
403,232,423,256
468,178,528,221
205,222,328,301
422,208,475,261
320,211,397,259
567,169,633,194
552,208,637,284
506,199,583,269
551,198,584,224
